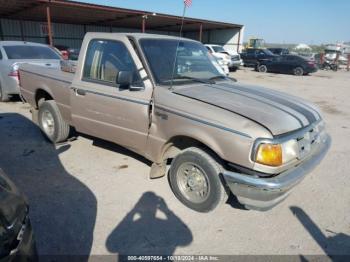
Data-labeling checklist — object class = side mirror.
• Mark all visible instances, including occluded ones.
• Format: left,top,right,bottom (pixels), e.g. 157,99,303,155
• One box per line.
116,71,133,87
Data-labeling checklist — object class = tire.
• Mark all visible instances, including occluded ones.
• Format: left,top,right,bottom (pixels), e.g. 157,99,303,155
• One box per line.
38,100,70,143
293,67,304,76
169,147,228,212
0,85,10,102
258,64,268,73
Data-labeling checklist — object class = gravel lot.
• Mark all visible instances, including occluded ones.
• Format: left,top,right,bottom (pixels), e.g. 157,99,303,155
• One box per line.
0,68,349,258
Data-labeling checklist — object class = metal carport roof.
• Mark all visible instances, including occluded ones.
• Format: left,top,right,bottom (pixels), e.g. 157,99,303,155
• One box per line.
0,0,243,32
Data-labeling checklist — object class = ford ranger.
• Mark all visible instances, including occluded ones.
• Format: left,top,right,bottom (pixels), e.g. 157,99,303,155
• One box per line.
19,33,331,212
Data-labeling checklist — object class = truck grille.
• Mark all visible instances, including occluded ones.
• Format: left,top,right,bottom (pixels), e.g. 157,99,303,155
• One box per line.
297,122,325,159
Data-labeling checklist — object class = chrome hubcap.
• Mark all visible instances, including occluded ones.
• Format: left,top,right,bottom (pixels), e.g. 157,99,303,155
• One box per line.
41,110,55,137
177,162,210,203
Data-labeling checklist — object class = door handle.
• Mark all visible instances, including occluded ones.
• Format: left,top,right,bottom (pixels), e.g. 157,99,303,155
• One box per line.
71,87,86,96
76,89,86,96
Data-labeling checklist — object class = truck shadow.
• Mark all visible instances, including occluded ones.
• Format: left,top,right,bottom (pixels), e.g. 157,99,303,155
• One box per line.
0,113,97,259
106,191,193,257
290,206,350,260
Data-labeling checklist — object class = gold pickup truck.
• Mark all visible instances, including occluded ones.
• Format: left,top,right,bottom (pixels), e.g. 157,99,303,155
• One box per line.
19,33,331,212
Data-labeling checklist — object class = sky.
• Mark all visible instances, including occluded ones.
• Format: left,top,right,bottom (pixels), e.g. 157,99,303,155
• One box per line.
76,0,350,44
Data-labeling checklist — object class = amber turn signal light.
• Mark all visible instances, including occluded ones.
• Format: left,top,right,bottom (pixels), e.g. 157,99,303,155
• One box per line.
256,144,283,167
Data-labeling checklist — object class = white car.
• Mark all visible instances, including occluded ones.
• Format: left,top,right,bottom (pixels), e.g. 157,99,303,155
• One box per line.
0,41,61,101
205,44,242,71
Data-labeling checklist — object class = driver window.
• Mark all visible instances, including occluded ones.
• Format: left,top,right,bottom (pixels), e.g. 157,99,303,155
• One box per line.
83,39,142,86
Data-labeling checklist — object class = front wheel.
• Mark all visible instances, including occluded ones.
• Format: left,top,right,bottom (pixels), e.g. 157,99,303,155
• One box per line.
169,147,228,212
38,100,71,143
257,64,268,73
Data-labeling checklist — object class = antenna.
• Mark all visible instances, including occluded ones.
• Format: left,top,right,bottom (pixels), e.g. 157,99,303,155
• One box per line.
169,1,189,90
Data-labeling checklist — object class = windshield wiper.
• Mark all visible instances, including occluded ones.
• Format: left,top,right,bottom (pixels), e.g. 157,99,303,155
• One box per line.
209,75,237,82
174,76,214,84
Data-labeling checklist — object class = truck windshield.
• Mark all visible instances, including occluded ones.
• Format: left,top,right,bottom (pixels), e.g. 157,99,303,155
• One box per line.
3,45,61,60
140,39,225,86
212,46,226,53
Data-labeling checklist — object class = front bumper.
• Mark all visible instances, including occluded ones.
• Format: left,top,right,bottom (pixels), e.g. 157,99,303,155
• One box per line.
229,59,243,68
223,134,331,211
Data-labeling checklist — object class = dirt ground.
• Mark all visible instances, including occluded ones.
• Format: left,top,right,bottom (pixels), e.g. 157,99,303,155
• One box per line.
0,68,349,258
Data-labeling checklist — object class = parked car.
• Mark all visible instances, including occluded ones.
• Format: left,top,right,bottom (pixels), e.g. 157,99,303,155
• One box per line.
54,45,80,61
268,48,290,55
256,54,318,76
19,33,330,212
0,168,37,260
0,41,61,101
205,44,242,71
240,48,276,67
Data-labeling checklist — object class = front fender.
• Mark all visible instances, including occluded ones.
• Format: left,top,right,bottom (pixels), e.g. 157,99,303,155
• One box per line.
146,106,255,169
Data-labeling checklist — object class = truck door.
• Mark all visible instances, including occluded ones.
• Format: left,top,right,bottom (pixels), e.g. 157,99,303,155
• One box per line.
70,36,153,155
269,56,283,72
281,55,297,73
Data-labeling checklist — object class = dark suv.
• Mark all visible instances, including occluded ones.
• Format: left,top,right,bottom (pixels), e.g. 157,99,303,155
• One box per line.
240,48,276,67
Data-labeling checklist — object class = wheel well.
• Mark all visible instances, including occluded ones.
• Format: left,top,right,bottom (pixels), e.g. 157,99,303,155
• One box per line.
162,136,223,165
35,89,53,108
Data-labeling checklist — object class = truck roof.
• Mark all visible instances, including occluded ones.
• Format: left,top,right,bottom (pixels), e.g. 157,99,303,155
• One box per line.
205,44,223,47
0,41,51,47
84,32,199,43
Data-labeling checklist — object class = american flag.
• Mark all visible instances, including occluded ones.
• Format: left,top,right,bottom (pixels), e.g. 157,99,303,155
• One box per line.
184,0,192,8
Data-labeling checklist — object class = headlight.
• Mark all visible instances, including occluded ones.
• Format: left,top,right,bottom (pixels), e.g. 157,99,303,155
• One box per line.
254,139,299,167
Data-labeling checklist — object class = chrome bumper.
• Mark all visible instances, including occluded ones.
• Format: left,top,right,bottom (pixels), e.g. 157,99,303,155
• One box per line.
229,60,242,67
223,134,331,211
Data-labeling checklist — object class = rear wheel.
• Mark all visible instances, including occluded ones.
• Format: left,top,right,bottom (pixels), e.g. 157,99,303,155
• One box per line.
293,67,304,76
0,85,10,102
169,147,228,212
38,100,70,143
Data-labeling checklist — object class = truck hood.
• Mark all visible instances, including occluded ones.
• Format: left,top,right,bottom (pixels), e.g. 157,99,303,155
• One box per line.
173,82,321,135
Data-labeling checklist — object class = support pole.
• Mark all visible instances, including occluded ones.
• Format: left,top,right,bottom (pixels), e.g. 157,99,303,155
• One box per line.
0,19,4,41
46,5,53,46
347,54,350,71
237,29,241,52
199,23,203,42
142,15,146,33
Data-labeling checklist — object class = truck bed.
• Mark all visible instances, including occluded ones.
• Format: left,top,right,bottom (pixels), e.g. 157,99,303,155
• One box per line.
19,64,74,123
